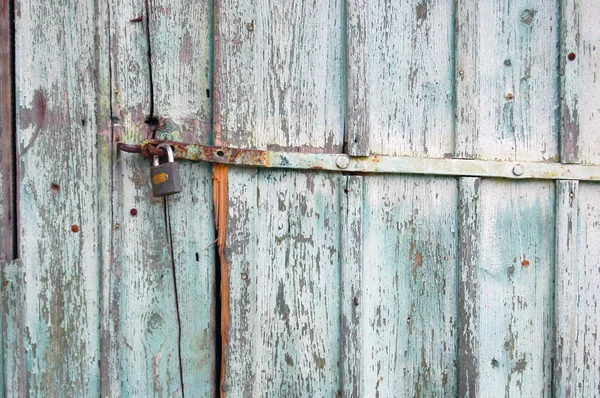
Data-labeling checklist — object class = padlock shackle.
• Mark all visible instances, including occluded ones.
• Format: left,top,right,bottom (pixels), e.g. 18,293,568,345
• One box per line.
153,144,175,166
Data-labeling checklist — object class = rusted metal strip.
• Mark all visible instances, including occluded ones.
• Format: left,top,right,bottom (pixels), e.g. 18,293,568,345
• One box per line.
117,140,600,181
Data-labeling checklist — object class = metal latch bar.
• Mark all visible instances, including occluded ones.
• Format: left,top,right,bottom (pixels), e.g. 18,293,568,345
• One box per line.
117,140,600,181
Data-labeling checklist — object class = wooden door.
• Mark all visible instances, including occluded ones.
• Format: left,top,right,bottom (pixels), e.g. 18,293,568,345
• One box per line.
1,0,600,397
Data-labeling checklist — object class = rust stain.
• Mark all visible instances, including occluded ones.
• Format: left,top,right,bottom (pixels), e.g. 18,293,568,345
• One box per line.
213,164,230,397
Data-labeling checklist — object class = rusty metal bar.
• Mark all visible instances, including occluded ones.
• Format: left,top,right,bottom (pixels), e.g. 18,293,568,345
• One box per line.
117,140,600,181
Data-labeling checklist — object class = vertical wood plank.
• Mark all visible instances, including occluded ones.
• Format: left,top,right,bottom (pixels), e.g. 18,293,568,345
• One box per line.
555,182,600,396
2,260,25,397
455,0,560,161
554,180,578,397
457,177,481,397
213,0,345,151
96,0,121,395
559,0,581,163
223,170,342,396
15,0,100,395
0,0,14,392
150,0,216,394
360,176,459,396
340,176,363,397
347,0,455,157
475,180,555,396
215,0,346,394
0,0,14,263
106,0,188,395
562,0,600,164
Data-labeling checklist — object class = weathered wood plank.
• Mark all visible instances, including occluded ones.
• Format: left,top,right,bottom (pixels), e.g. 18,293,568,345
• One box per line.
554,180,579,397
150,0,216,394
562,0,600,164
347,0,455,157
213,0,345,151
555,182,600,396
15,0,101,395
559,0,581,163
96,0,118,395
2,260,25,397
455,0,560,161
0,0,13,393
474,180,555,396
106,0,195,394
340,175,363,397
0,0,14,263
360,176,459,396
222,170,342,396
457,177,481,397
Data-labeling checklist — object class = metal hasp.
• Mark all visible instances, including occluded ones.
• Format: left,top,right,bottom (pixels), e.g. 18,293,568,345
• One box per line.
117,140,600,181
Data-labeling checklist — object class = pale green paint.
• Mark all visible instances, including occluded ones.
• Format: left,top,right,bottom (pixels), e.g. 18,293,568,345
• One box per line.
456,0,560,162
359,176,459,396
223,169,343,396
347,0,455,157
555,182,600,396
475,180,555,396
15,0,101,395
3,0,600,396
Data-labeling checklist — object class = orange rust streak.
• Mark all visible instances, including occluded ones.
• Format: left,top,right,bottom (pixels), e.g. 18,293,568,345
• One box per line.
213,164,230,397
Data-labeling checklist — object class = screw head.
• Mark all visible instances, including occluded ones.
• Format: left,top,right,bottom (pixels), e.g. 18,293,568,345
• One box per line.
336,155,350,169
513,164,524,176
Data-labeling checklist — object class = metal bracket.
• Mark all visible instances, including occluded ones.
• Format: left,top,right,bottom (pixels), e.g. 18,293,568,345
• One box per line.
117,140,600,181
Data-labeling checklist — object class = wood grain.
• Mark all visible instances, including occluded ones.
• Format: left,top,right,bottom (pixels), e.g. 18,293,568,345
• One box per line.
472,180,555,396
340,176,363,397
15,0,100,395
347,0,455,157
150,0,216,394
555,182,600,396
554,180,579,397
214,0,345,151
455,0,560,161
222,170,343,396
105,0,215,395
0,0,13,393
457,177,481,397
562,0,600,164
359,176,459,396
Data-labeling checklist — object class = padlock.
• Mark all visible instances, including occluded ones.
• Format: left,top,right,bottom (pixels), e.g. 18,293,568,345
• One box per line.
150,144,182,197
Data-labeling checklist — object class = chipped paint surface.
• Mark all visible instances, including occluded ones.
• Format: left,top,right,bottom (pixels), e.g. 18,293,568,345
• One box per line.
2,0,600,396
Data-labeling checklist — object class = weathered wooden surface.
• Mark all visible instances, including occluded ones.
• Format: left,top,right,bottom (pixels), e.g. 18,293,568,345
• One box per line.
104,0,215,396
457,177,481,397
214,0,346,394
340,176,363,397
0,0,13,393
555,181,600,396
359,176,458,396
213,0,345,152
561,0,600,164
469,180,555,396
15,0,101,395
554,180,579,397
347,0,454,157
2,0,600,396
222,170,343,396
456,0,560,161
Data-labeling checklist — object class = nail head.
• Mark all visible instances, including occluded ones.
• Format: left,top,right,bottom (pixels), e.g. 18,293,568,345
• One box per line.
336,155,350,169
513,164,524,176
